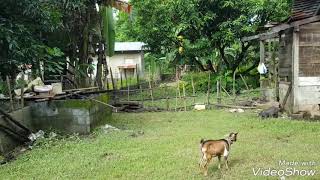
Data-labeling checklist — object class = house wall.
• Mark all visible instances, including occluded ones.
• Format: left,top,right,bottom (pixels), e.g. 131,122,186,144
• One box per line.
106,52,144,79
295,22,320,115
279,29,293,79
278,29,294,112
299,22,320,76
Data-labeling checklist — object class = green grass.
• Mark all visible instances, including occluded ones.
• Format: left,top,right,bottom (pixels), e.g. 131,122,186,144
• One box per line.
0,110,320,179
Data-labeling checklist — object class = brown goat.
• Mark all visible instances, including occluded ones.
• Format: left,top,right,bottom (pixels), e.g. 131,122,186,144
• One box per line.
199,132,238,176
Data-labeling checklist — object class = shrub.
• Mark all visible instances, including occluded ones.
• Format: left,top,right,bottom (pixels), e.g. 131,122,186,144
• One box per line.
181,72,260,94
181,72,214,93
0,79,7,95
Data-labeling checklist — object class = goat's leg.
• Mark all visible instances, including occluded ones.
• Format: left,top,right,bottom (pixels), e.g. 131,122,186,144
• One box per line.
199,152,205,168
218,156,221,169
199,153,207,174
199,158,203,168
203,155,212,176
224,156,229,169
203,160,209,176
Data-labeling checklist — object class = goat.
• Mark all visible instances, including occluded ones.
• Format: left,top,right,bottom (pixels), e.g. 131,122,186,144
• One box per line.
199,132,238,176
259,106,280,118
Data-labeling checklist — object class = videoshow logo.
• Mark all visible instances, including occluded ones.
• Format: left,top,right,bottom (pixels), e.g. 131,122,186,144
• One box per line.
252,167,316,177
252,160,318,178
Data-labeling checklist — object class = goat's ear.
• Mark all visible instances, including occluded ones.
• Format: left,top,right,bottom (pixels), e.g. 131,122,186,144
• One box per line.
235,132,238,135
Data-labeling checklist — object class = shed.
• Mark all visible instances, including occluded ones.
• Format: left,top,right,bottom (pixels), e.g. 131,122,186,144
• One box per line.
243,0,320,116
106,42,146,79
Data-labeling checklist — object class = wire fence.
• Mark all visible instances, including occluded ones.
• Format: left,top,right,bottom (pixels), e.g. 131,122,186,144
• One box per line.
110,72,262,112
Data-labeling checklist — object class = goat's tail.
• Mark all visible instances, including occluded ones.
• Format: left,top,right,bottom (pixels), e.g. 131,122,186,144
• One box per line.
200,139,205,144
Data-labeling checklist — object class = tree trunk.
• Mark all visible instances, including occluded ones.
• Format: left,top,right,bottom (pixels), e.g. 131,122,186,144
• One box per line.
96,42,104,89
78,9,91,88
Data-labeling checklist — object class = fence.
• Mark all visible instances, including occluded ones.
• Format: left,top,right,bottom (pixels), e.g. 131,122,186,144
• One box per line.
110,70,262,112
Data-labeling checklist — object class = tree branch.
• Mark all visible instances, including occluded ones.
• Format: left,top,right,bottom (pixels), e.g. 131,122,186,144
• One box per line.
218,44,231,69
193,57,206,71
232,42,252,72
206,60,216,73
238,60,259,77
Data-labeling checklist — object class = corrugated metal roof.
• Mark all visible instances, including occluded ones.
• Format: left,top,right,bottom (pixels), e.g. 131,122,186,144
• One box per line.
114,42,146,52
290,0,320,22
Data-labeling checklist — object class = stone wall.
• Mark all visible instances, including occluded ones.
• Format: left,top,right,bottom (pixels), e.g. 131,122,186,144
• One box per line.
0,94,112,155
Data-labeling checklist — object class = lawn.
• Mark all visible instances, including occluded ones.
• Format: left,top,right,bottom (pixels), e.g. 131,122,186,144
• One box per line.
0,110,320,179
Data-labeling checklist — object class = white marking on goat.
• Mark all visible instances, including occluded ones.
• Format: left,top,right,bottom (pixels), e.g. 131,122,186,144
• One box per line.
201,147,206,153
223,145,229,157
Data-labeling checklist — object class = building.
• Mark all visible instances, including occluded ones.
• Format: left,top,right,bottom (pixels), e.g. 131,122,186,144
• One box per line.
106,42,145,79
243,0,320,117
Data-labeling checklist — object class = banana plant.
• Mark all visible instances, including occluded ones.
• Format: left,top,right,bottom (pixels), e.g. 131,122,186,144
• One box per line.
94,0,132,89
98,0,132,57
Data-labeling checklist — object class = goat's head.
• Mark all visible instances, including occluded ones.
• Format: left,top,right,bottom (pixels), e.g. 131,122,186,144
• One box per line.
228,132,238,144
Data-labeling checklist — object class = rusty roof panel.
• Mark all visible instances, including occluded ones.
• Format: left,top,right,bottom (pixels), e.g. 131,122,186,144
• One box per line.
290,0,320,22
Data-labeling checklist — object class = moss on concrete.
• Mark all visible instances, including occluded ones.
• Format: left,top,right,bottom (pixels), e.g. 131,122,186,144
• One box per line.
53,94,110,109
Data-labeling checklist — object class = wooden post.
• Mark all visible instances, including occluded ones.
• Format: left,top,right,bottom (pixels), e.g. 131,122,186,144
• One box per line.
120,70,123,89
153,65,156,87
136,64,140,89
272,41,279,101
110,68,116,90
165,85,169,111
177,79,181,99
140,85,144,105
191,74,196,105
183,83,187,111
106,75,110,90
239,74,249,90
20,72,25,108
124,69,128,88
175,88,178,112
260,40,265,63
267,40,273,85
221,86,231,98
292,30,299,113
219,78,222,104
148,66,154,106
233,70,236,97
260,40,265,96
6,76,14,111
148,65,152,84
207,72,211,106
281,82,292,112
127,81,130,101
216,78,221,105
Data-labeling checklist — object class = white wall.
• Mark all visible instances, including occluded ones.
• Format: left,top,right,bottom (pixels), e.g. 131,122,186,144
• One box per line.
106,52,144,79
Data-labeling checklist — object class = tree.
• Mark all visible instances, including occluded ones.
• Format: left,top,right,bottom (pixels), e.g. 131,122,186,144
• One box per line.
0,0,128,89
0,0,66,81
116,12,139,42
116,0,291,76
194,0,291,73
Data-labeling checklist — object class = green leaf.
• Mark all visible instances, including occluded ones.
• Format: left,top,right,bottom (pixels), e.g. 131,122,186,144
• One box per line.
101,6,115,57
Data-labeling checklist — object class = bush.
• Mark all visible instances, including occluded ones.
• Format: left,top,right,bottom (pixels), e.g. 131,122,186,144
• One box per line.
181,72,260,94
181,72,214,93
0,79,7,95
